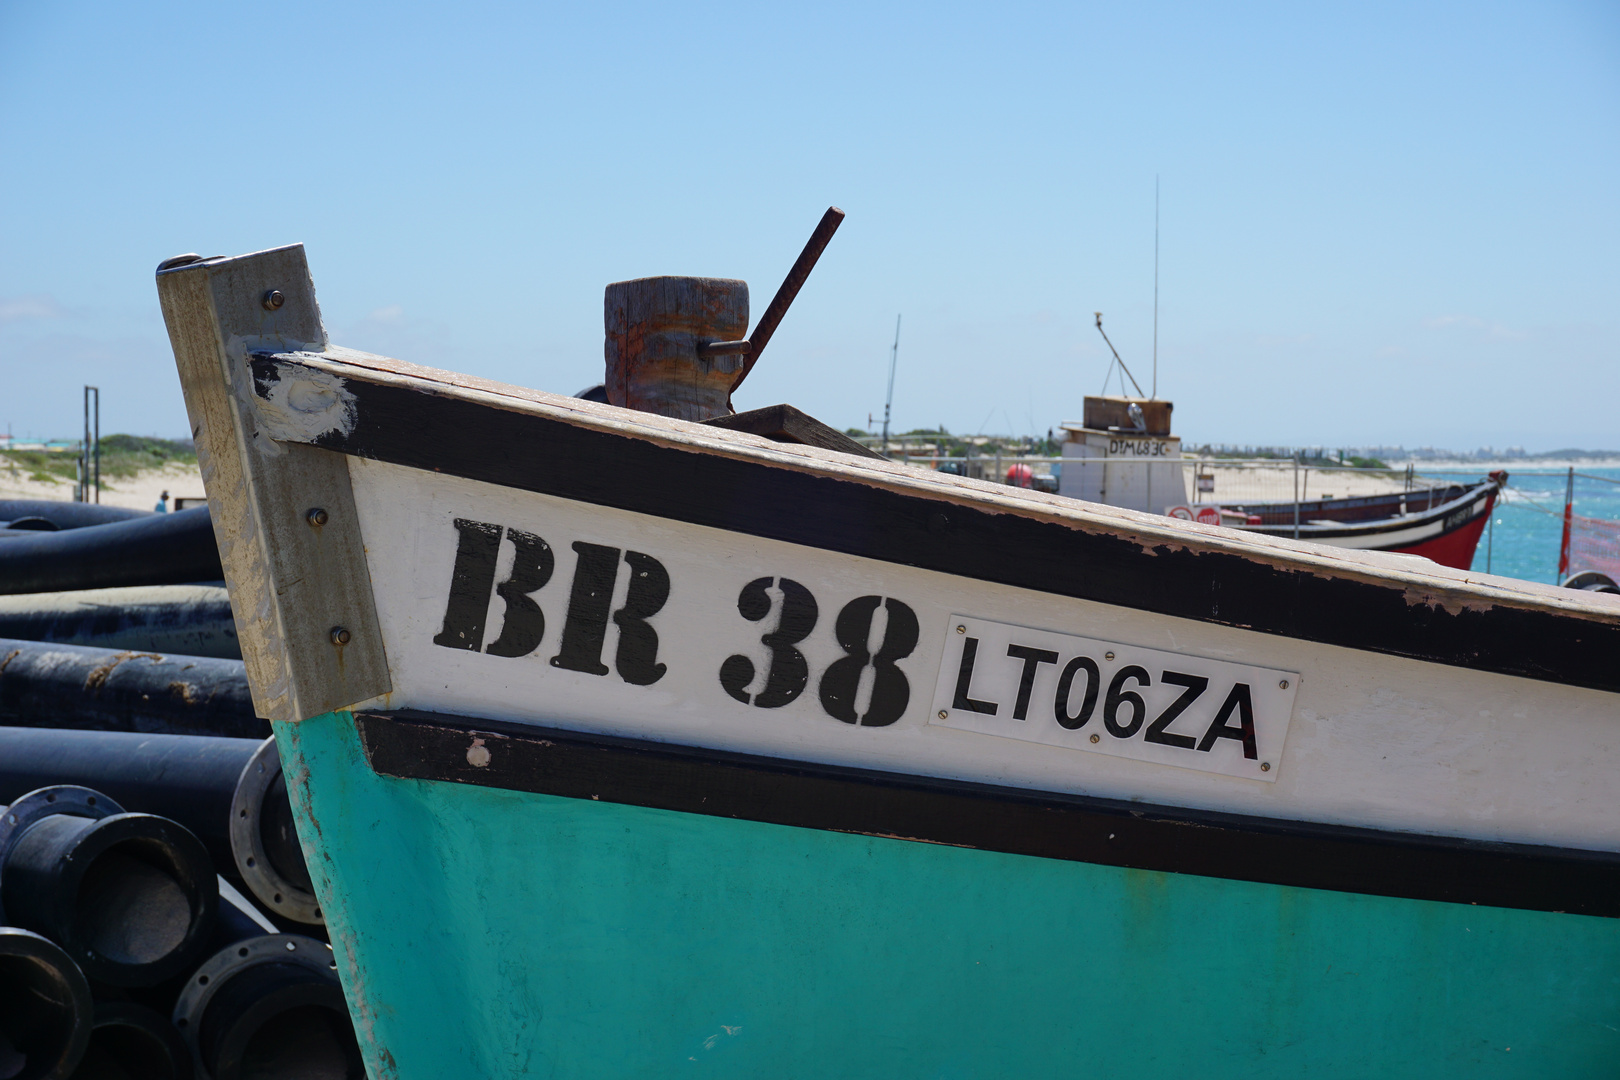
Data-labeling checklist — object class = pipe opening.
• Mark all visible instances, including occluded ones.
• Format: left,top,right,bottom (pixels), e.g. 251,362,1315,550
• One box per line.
197,961,361,1080
0,954,79,1080
239,1003,359,1080
72,1020,178,1080
73,838,192,966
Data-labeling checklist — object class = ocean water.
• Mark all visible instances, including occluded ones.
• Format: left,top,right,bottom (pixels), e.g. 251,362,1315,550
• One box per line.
1423,467,1620,585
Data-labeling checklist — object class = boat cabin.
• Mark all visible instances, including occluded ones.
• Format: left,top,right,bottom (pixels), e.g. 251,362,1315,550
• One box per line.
1057,395,1187,513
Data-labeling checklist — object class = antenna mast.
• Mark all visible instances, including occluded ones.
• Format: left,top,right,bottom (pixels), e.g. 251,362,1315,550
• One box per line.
881,315,901,455
1153,174,1159,399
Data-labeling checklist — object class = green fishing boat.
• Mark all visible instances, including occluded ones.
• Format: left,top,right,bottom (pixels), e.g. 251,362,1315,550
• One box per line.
156,239,1620,1079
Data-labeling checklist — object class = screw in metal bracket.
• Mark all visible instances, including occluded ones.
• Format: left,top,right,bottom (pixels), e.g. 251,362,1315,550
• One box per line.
955,625,966,634
329,627,351,646
262,289,285,311
307,508,329,527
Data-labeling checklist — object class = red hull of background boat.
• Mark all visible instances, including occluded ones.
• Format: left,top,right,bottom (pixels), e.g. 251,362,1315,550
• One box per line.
1388,504,1492,569
1224,481,1501,572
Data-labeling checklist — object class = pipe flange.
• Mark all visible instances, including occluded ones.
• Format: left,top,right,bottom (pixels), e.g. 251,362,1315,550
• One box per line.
229,738,321,924
172,934,339,1075
0,926,93,1078
0,785,123,923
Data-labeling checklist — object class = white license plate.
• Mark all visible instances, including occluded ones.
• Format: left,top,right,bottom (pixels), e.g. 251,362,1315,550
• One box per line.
929,615,1299,781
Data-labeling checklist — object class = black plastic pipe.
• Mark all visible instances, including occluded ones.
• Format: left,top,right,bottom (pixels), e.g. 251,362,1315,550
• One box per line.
0,926,92,1080
173,936,360,1080
0,509,221,595
0,501,152,531
70,1002,193,1080
0,639,265,740
0,587,240,660
0,730,317,926
0,786,218,987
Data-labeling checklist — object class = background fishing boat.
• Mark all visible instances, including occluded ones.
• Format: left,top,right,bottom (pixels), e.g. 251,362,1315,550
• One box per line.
1052,400,1501,569
156,239,1620,1079
1209,474,1502,568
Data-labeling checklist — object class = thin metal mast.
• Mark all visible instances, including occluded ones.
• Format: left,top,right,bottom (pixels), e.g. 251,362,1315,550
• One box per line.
1152,175,1159,400
881,314,901,454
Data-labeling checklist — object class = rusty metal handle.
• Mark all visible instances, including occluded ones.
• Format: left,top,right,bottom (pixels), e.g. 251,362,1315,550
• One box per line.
717,206,845,394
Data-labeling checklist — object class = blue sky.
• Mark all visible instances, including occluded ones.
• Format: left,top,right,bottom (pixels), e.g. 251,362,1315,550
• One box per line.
2,0,1615,450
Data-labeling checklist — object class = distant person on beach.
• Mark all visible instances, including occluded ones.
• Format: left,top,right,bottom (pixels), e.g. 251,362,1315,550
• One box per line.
155,490,170,513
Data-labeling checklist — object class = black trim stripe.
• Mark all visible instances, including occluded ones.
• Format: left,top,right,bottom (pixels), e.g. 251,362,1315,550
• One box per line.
356,710,1620,918
278,365,1620,694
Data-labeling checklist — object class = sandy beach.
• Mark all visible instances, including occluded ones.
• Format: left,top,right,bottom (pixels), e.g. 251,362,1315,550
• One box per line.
0,457,205,512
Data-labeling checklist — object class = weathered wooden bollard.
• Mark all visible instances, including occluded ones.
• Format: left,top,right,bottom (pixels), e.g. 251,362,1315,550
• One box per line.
603,277,748,421
602,207,847,422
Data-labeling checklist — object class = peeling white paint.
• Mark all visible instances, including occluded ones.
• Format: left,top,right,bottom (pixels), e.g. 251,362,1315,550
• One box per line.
241,351,358,444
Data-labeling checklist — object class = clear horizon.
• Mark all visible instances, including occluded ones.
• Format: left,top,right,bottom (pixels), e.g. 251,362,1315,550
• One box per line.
2,1,1615,451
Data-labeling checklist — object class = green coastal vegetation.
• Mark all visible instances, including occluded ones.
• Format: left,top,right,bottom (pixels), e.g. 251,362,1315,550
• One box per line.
0,436,196,489
844,427,1062,457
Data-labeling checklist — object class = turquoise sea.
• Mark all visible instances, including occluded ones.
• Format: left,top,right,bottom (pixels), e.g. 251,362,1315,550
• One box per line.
1424,466,1620,584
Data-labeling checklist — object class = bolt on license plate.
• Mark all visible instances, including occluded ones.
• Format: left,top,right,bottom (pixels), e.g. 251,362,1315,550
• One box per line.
929,615,1300,781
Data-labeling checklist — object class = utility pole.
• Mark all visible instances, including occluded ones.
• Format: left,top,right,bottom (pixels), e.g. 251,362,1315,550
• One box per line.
83,386,101,503
881,315,901,456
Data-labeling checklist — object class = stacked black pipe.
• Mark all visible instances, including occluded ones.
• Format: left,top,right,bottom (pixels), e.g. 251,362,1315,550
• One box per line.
0,502,361,1078
0,500,256,739
0,738,360,1079
0,503,221,596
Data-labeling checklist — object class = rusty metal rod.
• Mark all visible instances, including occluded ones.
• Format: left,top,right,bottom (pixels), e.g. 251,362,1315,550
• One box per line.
714,207,845,394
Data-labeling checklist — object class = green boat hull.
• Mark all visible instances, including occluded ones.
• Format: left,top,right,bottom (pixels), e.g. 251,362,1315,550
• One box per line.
280,711,1620,1078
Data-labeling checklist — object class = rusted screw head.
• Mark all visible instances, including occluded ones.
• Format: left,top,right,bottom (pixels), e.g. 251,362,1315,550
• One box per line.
307,508,329,527
262,289,285,311
1089,733,1100,744
329,627,351,646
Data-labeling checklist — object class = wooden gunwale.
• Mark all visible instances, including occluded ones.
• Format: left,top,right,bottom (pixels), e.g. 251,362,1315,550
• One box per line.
244,346,1620,695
